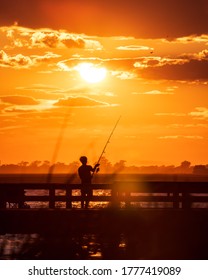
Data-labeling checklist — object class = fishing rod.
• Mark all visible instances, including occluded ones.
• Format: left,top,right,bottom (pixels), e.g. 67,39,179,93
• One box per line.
92,115,121,177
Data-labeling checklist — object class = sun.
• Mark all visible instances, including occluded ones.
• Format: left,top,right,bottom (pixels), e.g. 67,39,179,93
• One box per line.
76,63,107,83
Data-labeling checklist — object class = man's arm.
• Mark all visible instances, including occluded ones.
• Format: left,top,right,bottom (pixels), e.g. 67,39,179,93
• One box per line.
92,163,100,173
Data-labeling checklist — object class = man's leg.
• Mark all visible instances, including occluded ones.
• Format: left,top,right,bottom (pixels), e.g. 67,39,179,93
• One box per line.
81,188,85,208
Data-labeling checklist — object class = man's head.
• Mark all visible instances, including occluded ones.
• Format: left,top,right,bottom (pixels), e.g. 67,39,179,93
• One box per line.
80,156,87,165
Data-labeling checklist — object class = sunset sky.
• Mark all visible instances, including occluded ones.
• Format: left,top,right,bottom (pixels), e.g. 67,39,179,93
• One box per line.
0,0,208,166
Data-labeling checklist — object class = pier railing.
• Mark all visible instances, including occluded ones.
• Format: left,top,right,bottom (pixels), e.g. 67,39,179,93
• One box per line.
1,181,208,209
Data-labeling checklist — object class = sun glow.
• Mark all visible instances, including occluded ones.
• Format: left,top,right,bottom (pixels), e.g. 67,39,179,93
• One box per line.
77,63,107,83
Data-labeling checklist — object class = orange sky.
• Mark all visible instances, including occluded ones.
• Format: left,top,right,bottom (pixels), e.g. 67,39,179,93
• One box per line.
0,0,208,166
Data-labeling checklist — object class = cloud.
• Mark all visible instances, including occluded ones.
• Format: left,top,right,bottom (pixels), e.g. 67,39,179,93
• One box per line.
111,70,137,80
17,84,62,92
0,97,55,115
116,45,153,51
0,50,33,68
56,61,73,72
155,113,186,116
30,30,93,49
56,58,107,72
168,123,208,128
134,49,207,68
16,84,111,99
58,52,208,82
137,59,208,80
0,50,60,68
31,31,60,48
189,107,208,119
4,108,37,113
0,25,103,50
57,56,139,70
159,135,204,139
57,51,208,82
0,95,39,105
132,90,174,95
179,49,208,60
132,49,208,80
16,84,67,100
54,96,111,107
173,34,208,44
134,56,189,69
56,57,139,81
166,86,178,92
32,52,61,63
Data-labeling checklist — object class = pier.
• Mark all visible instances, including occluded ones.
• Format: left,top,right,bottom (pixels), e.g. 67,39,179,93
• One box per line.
1,181,208,259
1,181,208,210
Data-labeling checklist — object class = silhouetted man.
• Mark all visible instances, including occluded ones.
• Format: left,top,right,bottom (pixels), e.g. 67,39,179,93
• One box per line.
78,156,99,208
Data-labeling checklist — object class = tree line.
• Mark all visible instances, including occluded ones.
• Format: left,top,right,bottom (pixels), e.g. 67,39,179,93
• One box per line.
0,158,208,174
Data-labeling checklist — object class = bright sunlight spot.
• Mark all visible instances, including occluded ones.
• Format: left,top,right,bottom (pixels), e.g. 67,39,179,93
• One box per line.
76,63,107,83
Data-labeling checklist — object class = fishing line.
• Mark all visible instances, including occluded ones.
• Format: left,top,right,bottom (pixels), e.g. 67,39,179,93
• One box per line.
92,115,121,179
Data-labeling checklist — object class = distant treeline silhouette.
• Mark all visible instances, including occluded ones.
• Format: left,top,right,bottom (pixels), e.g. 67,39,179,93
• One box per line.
0,158,208,174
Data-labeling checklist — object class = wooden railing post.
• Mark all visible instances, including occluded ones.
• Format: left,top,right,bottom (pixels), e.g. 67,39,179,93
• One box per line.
173,183,180,209
49,186,55,208
182,192,191,209
111,183,119,207
18,187,25,208
66,185,72,209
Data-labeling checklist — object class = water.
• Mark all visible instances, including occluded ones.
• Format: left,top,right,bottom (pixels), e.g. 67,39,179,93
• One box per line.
1,174,208,259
